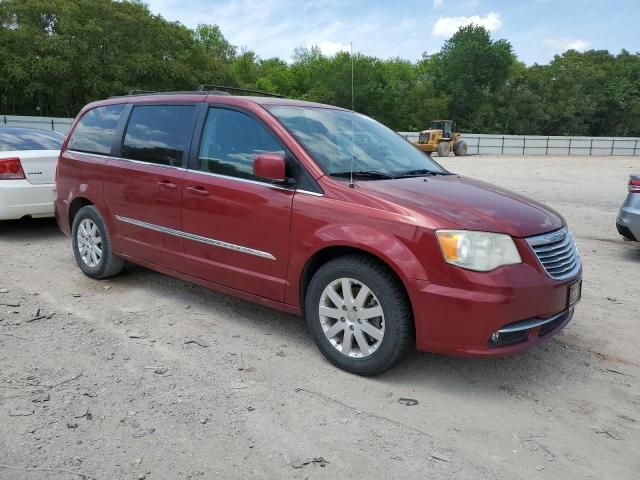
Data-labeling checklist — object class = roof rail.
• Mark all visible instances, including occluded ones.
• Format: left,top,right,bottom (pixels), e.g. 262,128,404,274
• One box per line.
127,89,158,95
110,86,283,99
197,85,284,98
110,90,218,99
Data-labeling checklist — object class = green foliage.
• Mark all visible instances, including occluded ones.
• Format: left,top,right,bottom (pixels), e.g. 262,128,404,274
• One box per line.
433,25,516,131
1,0,639,136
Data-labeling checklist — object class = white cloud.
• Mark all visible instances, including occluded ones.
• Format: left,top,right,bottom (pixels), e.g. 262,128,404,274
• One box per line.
315,40,350,55
433,0,443,7
432,12,502,37
143,0,439,62
542,37,590,54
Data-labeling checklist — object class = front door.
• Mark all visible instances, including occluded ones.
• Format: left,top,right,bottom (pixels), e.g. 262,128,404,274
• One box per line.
181,107,294,301
104,104,197,271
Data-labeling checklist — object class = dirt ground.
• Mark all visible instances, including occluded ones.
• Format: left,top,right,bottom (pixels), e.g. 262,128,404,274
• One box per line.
1,155,638,480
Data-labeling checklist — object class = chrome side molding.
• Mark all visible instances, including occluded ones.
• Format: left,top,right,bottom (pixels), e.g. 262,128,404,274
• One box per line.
114,215,276,260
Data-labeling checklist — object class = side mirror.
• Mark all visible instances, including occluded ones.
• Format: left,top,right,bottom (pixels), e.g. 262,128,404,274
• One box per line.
253,153,286,182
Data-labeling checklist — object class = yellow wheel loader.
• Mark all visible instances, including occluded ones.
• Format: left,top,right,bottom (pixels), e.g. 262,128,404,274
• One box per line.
413,120,468,157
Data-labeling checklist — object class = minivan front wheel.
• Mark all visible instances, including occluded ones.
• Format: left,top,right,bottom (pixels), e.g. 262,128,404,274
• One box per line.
72,205,124,279
305,255,413,375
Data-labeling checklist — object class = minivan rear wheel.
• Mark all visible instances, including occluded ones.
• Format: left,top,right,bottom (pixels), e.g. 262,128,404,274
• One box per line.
72,205,124,279
305,255,413,375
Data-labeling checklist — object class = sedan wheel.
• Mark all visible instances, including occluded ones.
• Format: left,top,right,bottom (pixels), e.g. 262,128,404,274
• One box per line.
319,278,385,358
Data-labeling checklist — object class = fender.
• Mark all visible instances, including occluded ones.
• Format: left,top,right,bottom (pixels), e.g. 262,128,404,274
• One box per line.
58,151,117,247
285,223,433,308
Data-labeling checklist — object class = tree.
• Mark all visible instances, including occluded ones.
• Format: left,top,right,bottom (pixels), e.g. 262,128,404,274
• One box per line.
1,0,639,137
194,24,236,62
433,25,515,131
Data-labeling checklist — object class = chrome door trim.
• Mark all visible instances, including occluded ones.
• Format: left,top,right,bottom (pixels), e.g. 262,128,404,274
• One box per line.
66,150,187,171
296,189,324,197
114,215,276,260
67,150,324,195
67,150,110,160
185,168,291,191
108,156,186,171
186,169,324,196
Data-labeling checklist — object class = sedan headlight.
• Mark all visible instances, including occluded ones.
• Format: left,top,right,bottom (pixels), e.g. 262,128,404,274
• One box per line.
436,230,521,272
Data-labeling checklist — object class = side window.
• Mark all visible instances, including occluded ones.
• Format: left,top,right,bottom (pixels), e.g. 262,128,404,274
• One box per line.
197,108,284,180
122,105,196,167
68,104,124,155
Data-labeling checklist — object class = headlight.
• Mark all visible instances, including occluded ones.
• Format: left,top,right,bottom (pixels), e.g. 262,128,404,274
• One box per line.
436,230,521,272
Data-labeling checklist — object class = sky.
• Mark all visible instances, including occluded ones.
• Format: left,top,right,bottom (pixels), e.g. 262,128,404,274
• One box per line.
144,0,639,65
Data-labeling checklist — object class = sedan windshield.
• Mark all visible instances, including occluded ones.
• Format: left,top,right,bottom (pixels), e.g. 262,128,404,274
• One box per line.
0,128,64,152
266,106,448,178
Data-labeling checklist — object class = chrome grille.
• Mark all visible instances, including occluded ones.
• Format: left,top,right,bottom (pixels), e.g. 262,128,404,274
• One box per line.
526,227,581,280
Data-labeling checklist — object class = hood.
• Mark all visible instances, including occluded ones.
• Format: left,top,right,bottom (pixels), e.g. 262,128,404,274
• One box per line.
356,175,564,238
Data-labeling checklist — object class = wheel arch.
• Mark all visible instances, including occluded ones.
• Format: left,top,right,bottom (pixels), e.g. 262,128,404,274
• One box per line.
68,196,94,229
298,245,414,321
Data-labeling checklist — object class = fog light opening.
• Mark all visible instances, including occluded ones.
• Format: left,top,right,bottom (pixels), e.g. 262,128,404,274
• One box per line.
491,332,500,343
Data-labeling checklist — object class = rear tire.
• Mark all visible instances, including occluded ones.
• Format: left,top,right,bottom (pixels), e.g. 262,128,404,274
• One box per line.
71,205,124,279
304,255,413,376
454,141,468,156
437,142,450,157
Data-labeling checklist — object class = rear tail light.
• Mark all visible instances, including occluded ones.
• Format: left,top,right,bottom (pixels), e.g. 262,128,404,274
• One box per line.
0,157,26,180
629,177,640,193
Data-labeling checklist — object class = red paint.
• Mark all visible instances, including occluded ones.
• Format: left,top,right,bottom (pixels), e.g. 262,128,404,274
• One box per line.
181,170,294,301
55,94,581,357
253,153,286,181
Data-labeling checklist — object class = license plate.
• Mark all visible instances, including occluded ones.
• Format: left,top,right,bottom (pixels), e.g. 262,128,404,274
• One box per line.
568,280,582,307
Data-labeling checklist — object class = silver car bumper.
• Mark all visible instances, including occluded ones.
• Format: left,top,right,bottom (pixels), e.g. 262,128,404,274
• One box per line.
617,193,640,241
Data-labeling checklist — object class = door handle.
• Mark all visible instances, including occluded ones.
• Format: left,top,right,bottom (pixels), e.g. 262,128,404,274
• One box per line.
186,186,210,197
157,180,177,191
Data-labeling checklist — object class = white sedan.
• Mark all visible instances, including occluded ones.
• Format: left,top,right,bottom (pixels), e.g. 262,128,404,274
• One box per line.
0,127,64,220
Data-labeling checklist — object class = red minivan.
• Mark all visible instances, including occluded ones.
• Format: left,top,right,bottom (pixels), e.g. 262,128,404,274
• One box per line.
55,91,582,375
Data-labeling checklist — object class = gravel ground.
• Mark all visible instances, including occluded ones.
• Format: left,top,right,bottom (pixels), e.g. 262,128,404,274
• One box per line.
0,155,638,480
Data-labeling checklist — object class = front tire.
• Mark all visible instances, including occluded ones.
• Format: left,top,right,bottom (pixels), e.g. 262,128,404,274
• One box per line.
305,255,413,376
71,205,124,279
437,141,450,157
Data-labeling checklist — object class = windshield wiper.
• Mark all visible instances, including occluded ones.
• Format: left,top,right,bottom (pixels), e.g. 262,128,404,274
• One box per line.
329,170,395,180
396,169,449,178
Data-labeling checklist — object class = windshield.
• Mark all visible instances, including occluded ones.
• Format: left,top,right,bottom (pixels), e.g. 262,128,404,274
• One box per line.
266,106,447,178
0,128,64,152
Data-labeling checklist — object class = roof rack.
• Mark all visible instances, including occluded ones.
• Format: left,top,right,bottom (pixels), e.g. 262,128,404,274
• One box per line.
127,89,159,95
110,90,220,99
112,85,284,99
197,85,284,98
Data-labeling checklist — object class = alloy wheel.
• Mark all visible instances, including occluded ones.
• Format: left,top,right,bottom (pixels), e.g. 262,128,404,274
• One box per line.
76,218,103,268
318,277,385,358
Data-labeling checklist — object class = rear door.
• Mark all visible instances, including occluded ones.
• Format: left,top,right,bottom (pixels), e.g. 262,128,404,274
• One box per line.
103,103,198,271
181,106,295,301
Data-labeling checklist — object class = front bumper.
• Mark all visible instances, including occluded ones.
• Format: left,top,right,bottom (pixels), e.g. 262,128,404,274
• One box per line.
408,262,581,357
616,194,640,241
0,180,55,220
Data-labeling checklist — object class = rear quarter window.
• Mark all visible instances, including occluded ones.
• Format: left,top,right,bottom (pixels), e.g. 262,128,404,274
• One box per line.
68,104,125,155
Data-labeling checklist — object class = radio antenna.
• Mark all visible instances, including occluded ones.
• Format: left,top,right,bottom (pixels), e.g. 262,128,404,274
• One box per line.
351,42,355,111
349,41,355,188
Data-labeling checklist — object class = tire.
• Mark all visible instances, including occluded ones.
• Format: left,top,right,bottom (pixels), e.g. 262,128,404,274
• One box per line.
454,141,468,156
437,142,450,157
71,205,124,279
304,255,413,376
